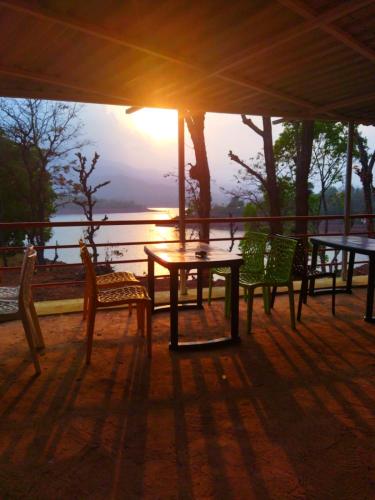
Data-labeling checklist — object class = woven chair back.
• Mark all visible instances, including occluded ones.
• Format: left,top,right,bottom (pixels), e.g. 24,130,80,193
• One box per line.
266,236,297,284
18,247,36,313
80,243,98,298
240,232,268,278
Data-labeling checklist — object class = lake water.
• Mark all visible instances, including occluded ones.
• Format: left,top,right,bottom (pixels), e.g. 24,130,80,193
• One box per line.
45,210,367,276
45,209,241,276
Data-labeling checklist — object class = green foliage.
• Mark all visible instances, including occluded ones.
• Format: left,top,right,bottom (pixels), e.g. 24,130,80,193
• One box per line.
0,134,28,250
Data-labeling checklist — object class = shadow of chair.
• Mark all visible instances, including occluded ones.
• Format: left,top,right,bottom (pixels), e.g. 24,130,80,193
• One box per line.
240,235,297,334
80,244,152,364
0,246,45,375
79,240,140,319
270,237,336,321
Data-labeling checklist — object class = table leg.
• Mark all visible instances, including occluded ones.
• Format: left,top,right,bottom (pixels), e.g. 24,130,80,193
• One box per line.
230,264,240,341
197,267,203,308
147,256,155,311
170,268,179,348
346,251,355,293
309,243,318,296
365,256,375,322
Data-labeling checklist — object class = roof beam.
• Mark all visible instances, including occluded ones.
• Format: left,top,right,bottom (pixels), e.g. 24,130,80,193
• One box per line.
211,0,373,78
315,91,375,113
159,0,372,100
0,0,323,114
278,0,375,64
0,64,134,105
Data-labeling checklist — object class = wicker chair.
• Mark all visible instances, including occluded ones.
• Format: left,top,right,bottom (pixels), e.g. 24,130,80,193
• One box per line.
240,235,297,334
270,237,336,320
80,245,152,364
79,240,140,319
0,247,44,375
0,245,32,300
208,232,268,318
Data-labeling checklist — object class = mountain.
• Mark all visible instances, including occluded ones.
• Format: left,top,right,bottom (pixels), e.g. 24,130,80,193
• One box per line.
86,160,229,206
89,160,178,207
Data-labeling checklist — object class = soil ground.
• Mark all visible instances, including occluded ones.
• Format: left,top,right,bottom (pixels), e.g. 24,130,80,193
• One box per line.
1,290,375,499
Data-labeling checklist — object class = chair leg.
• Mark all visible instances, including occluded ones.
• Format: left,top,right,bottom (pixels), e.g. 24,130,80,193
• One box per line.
332,274,336,315
28,300,45,349
297,278,307,321
288,282,296,330
246,287,254,334
137,303,145,335
146,301,152,357
208,270,213,305
270,286,277,309
86,303,96,365
21,312,41,375
263,286,271,314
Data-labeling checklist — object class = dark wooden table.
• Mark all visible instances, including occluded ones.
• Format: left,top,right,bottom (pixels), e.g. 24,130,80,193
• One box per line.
144,242,244,350
310,235,375,322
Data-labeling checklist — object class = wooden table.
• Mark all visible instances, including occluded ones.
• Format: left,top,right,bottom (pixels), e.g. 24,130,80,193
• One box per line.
310,235,375,322
144,242,244,350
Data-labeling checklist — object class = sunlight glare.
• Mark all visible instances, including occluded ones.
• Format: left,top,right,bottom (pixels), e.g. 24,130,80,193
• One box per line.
128,108,177,143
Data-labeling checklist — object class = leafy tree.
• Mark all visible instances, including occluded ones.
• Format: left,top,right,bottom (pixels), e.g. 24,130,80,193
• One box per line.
275,121,348,234
71,152,110,264
353,129,375,234
0,99,86,263
0,134,29,265
229,116,282,233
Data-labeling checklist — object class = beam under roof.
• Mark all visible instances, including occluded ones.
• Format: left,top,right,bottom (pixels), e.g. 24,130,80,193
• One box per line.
0,0,351,122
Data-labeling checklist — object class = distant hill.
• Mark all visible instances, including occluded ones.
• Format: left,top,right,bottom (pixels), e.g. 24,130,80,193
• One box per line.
87,160,178,207
67,159,229,208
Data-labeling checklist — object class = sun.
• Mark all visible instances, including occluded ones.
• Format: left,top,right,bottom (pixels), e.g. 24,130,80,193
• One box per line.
128,108,177,142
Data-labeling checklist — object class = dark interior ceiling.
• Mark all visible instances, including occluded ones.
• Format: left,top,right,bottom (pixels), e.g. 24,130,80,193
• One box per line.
0,0,375,123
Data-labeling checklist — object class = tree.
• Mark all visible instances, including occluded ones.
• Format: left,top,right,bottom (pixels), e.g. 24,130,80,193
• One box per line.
0,99,86,263
354,129,375,235
72,152,110,264
185,111,211,242
229,116,283,233
275,121,348,235
0,133,29,265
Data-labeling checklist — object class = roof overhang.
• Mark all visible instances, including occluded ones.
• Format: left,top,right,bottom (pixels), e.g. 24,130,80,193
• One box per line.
1,0,375,123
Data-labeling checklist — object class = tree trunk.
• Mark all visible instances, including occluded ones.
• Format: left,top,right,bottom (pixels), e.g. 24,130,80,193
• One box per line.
185,112,211,242
294,120,314,236
262,117,282,234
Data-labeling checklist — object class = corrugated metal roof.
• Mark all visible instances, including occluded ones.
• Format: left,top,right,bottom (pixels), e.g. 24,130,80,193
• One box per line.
0,0,375,123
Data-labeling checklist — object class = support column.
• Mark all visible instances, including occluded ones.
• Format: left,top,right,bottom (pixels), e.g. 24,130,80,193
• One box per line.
342,121,354,280
178,110,188,294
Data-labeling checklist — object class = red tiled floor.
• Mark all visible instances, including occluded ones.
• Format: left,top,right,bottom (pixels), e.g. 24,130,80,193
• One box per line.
1,289,375,499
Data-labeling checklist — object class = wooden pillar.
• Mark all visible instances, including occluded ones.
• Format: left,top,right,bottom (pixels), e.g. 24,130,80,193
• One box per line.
178,110,188,294
342,121,354,280
178,110,186,246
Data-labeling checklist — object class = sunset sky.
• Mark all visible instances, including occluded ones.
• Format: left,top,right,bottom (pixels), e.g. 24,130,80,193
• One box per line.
82,104,375,190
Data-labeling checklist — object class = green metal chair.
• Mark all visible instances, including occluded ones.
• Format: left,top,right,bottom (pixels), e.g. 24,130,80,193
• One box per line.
208,232,268,318
240,235,297,334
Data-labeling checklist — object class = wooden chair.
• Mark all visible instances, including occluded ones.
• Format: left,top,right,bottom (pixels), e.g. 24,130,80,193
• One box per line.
0,247,44,375
79,240,139,319
80,245,152,364
0,245,31,300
